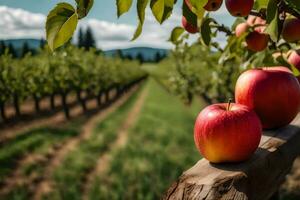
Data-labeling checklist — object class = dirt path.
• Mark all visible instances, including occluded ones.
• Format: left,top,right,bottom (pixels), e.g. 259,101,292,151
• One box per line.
0,90,117,146
32,86,139,200
81,87,148,200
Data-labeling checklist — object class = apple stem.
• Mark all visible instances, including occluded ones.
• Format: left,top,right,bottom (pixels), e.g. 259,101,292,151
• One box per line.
227,99,232,111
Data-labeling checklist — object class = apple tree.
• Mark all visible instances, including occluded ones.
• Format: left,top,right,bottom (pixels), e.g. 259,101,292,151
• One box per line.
45,0,300,103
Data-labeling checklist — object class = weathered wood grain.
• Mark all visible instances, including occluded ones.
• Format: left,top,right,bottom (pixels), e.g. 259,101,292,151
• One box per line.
163,115,300,200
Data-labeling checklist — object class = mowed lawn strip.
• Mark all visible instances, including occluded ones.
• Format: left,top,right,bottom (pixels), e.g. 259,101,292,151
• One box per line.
41,85,144,200
88,79,205,200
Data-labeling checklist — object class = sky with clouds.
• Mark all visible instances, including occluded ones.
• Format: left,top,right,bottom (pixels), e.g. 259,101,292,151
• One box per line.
0,0,235,50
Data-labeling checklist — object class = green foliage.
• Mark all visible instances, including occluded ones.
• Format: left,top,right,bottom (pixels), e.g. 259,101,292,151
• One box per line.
46,3,78,51
117,0,133,17
169,27,184,44
0,46,145,106
76,0,94,19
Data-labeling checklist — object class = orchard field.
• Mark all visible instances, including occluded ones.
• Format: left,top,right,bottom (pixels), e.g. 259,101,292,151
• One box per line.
0,73,205,199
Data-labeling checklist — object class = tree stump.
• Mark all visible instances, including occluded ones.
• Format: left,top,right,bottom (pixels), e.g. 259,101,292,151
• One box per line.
163,114,300,200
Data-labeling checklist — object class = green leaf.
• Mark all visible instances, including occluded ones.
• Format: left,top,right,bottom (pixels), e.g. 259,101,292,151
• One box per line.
132,22,143,41
265,0,279,42
132,0,149,40
150,0,165,23
283,0,300,16
76,0,94,19
201,18,213,46
189,0,208,16
150,0,175,24
254,0,269,10
169,27,184,44
116,0,133,17
46,3,78,51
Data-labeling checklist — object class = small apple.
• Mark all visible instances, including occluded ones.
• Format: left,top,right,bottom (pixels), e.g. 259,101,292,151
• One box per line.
204,0,223,11
182,16,198,34
235,22,249,37
282,18,300,43
246,31,269,52
194,102,262,163
235,67,300,129
225,0,254,17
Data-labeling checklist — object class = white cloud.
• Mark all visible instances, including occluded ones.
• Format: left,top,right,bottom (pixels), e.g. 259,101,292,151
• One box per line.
0,5,231,50
0,6,46,39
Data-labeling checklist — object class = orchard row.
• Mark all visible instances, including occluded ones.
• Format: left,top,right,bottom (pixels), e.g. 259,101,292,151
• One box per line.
0,46,146,120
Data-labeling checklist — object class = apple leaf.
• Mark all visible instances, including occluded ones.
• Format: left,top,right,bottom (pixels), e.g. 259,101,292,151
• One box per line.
150,0,165,23
201,18,213,46
132,0,149,40
150,0,175,24
283,0,300,16
46,3,78,51
116,0,133,17
254,0,269,10
169,27,185,44
76,0,94,19
265,0,279,42
189,0,208,16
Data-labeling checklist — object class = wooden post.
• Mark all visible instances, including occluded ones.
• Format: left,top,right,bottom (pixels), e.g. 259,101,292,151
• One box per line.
163,115,300,200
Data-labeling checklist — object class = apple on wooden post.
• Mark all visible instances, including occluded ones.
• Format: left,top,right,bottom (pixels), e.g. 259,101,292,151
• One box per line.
194,101,262,163
235,67,300,129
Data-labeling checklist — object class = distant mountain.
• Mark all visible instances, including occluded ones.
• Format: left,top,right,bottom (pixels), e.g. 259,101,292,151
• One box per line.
2,39,42,49
0,39,169,61
104,47,169,61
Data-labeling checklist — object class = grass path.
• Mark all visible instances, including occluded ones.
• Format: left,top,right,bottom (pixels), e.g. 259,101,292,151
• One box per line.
87,79,205,200
32,85,140,200
81,87,148,200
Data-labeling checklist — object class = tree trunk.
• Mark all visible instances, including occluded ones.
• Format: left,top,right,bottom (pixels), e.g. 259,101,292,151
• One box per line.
105,90,110,103
50,93,55,110
61,93,70,119
76,90,87,112
97,91,102,107
0,101,6,121
33,95,40,113
13,94,20,117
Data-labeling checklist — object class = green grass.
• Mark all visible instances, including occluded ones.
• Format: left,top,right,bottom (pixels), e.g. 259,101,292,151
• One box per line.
42,85,144,200
88,79,205,200
0,127,79,183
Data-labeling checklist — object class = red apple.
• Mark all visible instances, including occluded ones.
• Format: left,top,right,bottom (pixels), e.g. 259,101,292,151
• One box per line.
225,0,254,17
246,31,269,52
282,18,300,43
182,16,198,34
194,103,262,163
235,67,300,129
235,22,249,37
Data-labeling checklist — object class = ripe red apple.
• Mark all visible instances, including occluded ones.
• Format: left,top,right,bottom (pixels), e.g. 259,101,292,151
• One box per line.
204,0,223,11
182,16,198,34
194,103,262,163
246,31,269,52
282,18,300,43
235,67,300,129
225,0,254,17
185,0,223,11
235,22,249,37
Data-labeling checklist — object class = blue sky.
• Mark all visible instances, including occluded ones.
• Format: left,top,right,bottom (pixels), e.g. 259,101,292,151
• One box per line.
0,0,234,49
